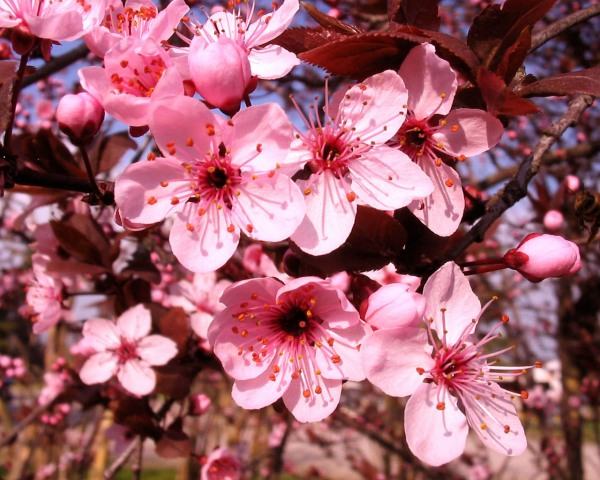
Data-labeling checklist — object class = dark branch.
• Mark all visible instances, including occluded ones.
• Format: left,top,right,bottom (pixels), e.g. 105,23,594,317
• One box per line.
22,43,90,88
531,4,600,51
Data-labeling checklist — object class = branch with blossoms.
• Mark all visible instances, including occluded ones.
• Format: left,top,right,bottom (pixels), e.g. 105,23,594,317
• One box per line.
0,0,599,479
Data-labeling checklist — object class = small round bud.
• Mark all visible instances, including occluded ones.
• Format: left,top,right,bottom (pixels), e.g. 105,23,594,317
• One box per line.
56,93,104,143
543,210,564,232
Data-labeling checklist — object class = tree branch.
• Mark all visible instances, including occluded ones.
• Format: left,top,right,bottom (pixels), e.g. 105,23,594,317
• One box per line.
103,437,141,480
531,4,600,51
22,43,89,88
446,94,594,261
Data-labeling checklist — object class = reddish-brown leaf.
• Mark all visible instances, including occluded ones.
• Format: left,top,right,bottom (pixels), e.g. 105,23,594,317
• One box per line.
494,26,532,83
300,28,477,80
388,0,441,31
516,66,600,98
467,0,556,72
155,422,192,459
272,26,348,54
89,131,136,174
156,307,191,353
478,68,539,116
301,2,361,34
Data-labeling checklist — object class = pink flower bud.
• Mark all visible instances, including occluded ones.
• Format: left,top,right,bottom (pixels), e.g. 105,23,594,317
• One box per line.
543,210,564,232
56,93,104,143
188,36,251,113
190,393,212,416
565,175,580,192
504,233,581,282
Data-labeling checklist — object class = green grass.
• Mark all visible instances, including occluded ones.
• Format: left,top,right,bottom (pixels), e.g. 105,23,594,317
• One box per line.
114,469,177,480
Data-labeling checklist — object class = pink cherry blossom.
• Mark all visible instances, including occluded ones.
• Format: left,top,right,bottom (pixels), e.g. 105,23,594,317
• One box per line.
181,0,300,82
201,448,241,480
84,0,189,58
363,282,425,330
79,38,184,127
543,210,564,232
208,276,369,422
396,44,504,236
0,0,108,42
362,262,529,466
26,254,63,334
167,271,231,340
289,70,433,255
115,95,305,273
364,262,421,289
79,304,177,396
503,233,581,282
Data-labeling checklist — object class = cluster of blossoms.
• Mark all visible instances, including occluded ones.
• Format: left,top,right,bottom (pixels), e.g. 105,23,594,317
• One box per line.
0,0,588,471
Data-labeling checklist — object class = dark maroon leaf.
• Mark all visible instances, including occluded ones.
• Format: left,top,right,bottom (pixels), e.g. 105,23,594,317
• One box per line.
112,396,160,438
494,26,531,83
155,363,197,399
300,26,478,81
467,0,557,72
301,2,361,34
478,68,539,116
155,422,192,459
388,0,441,31
516,66,600,98
156,307,191,353
273,26,349,54
89,131,136,174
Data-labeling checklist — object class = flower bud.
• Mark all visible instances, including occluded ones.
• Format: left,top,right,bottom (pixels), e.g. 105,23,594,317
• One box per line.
543,210,564,232
565,175,580,193
188,36,251,114
190,393,211,416
503,233,581,282
56,93,104,143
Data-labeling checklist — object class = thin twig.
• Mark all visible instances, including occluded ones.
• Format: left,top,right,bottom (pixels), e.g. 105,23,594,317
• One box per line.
446,94,594,261
530,4,600,51
22,43,90,88
103,436,141,480
4,52,31,154
0,402,50,447
79,145,102,199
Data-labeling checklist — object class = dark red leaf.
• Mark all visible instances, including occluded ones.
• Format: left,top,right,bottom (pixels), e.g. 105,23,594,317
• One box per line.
272,26,347,54
494,26,531,83
156,307,191,353
388,0,441,31
467,0,556,72
478,68,539,116
516,66,600,98
155,424,192,459
89,131,136,174
301,2,361,34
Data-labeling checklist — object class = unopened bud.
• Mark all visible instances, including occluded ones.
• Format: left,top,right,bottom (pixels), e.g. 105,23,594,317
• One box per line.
56,93,104,144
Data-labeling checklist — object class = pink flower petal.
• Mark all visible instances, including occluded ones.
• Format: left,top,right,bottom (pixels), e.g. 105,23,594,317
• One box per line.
291,171,357,255
231,357,291,409
408,159,464,237
348,146,433,211
462,382,527,456
78,66,110,103
365,283,426,330
422,261,481,344
433,108,503,158
248,44,299,80
117,359,156,396
229,104,293,173
399,43,457,120
150,96,216,164
191,311,214,339
405,383,469,466
24,10,84,41
115,156,188,225
362,327,433,397
245,0,299,47
339,70,407,144
313,322,368,381
82,319,121,351
233,173,305,242
169,204,240,273
147,0,189,43
219,277,283,309
116,304,152,342
137,335,178,366
79,352,118,385
282,375,342,423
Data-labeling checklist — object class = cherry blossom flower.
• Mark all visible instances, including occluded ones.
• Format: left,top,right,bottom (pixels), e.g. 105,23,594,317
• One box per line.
182,0,300,82
0,0,108,42
79,38,184,127
362,262,529,466
26,254,64,334
289,70,434,255
56,92,104,144
201,448,241,480
79,304,177,396
84,0,189,58
115,95,305,272
363,282,425,330
208,276,369,422
167,271,231,340
503,233,581,282
395,44,504,236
